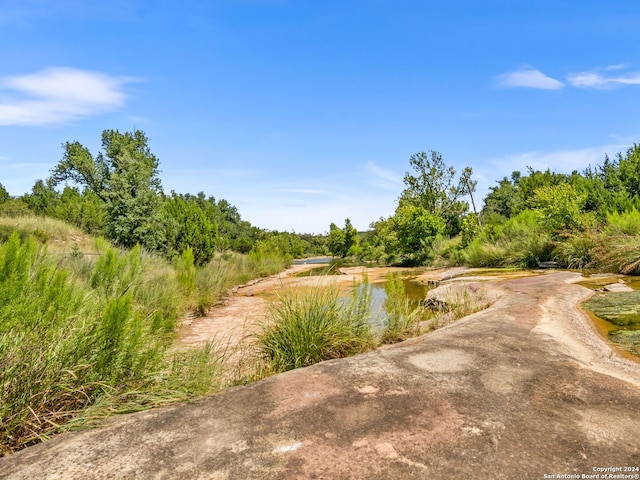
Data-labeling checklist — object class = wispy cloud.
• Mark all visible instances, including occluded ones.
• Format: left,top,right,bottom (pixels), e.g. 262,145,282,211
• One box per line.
567,66,640,89
605,63,630,71
495,68,564,90
0,67,138,126
365,161,403,190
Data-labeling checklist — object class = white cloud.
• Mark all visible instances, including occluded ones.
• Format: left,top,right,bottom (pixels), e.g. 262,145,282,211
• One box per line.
495,68,564,90
605,63,630,71
0,67,137,126
567,70,640,89
365,161,403,190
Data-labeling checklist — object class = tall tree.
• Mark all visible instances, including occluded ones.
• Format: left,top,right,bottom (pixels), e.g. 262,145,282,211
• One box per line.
49,130,165,250
400,151,475,221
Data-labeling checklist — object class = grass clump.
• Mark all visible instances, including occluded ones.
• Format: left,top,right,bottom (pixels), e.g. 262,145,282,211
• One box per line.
381,273,426,343
591,234,640,275
258,282,375,373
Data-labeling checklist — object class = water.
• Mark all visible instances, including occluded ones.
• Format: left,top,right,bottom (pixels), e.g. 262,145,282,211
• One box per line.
342,276,432,331
293,257,334,265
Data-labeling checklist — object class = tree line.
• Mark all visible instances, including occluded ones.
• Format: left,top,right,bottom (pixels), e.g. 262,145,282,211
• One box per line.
0,129,325,265
326,144,640,273
2,128,640,273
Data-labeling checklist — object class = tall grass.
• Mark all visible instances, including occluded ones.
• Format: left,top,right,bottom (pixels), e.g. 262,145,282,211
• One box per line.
591,234,640,275
605,207,640,236
464,210,555,268
0,215,95,253
552,233,596,269
188,251,291,316
257,282,375,373
381,273,426,343
0,233,221,455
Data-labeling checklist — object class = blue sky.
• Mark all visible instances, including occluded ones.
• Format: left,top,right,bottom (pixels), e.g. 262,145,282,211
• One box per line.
1,1,639,233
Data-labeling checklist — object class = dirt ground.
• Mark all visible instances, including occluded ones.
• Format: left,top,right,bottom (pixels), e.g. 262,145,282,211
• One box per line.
2,270,640,479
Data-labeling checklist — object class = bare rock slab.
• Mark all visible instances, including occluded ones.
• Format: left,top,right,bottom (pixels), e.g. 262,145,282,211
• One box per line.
2,272,640,480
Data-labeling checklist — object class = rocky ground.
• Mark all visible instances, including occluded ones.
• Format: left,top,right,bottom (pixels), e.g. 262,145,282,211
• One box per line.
1,271,639,479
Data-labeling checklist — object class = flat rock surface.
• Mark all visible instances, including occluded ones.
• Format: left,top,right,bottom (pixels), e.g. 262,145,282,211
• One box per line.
603,283,635,292
2,272,640,479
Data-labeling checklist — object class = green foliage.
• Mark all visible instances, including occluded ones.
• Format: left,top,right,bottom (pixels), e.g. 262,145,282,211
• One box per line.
391,203,446,264
326,219,358,257
51,187,106,234
381,273,425,343
605,207,640,236
49,129,165,250
0,233,226,454
400,151,474,222
0,182,9,204
552,233,596,269
459,213,480,248
258,283,374,373
252,231,309,260
327,222,346,256
162,193,217,265
482,174,522,219
591,234,640,275
464,210,554,267
176,248,196,294
530,183,590,236
0,199,31,217
612,144,640,198
248,237,293,278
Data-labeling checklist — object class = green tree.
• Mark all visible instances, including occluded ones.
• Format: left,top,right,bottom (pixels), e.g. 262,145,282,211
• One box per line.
400,151,474,220
327,222,347,257
0,199,31,217
162,193,217,265
53,187,106,234
392,203,446,255
326,219,358,257
343,218,358,255
616,144,640,197
20,180,58,216
49,130,165,250
482,173,521,220
0,182,9,205
531,183,589,236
